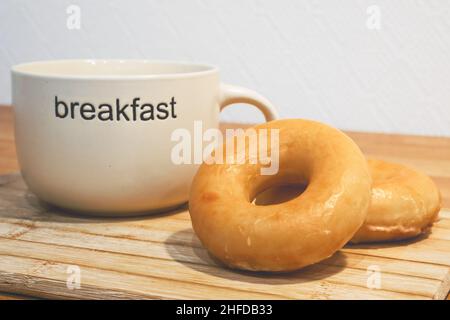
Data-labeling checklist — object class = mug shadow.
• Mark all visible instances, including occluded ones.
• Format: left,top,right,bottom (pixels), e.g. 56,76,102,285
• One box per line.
164,227,349,285
23,191,189,224
0,191,188,224
0,172,189,224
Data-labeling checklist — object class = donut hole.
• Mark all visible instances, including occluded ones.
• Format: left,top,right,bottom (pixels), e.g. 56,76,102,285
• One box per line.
253,182,308,206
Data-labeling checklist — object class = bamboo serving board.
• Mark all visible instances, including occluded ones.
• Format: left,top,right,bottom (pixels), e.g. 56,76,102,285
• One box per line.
0,173,449,299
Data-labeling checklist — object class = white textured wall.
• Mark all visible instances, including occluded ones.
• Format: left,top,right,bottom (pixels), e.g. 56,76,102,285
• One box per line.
1,0,450,136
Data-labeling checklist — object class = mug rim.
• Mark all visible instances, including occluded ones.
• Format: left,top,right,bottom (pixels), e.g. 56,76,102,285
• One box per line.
11,59,219,80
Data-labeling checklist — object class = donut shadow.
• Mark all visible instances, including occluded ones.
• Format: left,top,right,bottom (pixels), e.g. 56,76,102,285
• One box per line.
164,228,348,285
345,230,432,249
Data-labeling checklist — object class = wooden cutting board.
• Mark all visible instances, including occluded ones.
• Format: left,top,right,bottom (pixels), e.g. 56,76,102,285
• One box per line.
0,173,449,300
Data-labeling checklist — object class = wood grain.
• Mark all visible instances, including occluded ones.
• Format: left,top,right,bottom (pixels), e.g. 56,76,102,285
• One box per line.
0,105,449,300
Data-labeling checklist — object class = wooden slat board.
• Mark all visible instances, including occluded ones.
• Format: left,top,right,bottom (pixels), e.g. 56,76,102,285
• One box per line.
0,173,449,300
1,106,450,299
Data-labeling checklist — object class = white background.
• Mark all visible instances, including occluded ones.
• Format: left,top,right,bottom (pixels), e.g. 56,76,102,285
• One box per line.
1,0,450,136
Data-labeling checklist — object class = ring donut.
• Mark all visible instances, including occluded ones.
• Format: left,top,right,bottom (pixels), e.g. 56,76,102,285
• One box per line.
350,159,441,244
189,119,372,271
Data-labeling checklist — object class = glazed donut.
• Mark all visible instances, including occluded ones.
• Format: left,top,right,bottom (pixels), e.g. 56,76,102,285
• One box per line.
350,159,441,243
189,119,372,272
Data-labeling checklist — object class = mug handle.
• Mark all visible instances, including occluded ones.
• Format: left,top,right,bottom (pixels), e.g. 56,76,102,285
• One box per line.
219,83,279,121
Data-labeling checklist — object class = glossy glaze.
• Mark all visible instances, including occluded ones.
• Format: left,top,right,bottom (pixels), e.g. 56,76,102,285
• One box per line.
189,119,372,271
351,159,441,243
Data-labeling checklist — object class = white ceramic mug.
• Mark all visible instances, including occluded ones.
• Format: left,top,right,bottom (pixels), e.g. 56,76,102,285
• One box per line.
11,60,278,215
